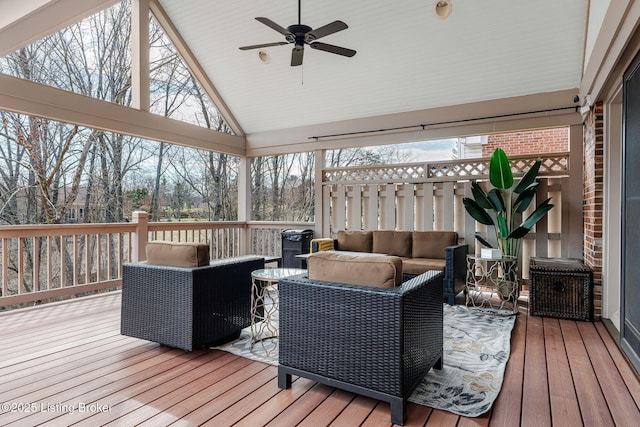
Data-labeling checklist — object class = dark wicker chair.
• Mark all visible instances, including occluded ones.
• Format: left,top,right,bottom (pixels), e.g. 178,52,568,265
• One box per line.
444,243,468,304
121,255,264,351
277,270,444,425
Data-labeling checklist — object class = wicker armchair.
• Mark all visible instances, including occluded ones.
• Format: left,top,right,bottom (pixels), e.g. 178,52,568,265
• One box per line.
121,255,264,351
277,270,444,425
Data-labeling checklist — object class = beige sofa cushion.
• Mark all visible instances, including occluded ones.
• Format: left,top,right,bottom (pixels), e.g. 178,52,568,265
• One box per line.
146,241,210,268
412,231,458,259
402,258,446,275
307,251,403,288
373,230,412,257
336,230,373,253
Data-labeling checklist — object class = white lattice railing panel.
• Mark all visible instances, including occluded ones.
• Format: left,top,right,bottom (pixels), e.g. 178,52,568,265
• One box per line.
324,153,570,184
428,159,488,179
323,163,427,183
321,151,582,274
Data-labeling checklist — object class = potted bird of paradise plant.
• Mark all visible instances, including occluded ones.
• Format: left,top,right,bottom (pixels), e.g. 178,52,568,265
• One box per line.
462,148,554,301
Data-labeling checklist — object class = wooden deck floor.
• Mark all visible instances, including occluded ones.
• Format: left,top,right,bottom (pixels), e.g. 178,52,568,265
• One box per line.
1,292,639,426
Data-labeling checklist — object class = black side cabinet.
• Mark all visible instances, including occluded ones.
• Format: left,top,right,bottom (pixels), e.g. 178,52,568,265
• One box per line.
529,257,593,321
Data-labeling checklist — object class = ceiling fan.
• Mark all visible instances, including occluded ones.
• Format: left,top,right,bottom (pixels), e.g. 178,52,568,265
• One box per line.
239,0,356,66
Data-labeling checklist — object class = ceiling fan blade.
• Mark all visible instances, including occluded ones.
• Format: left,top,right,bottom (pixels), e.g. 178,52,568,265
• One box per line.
239,42,288,51
309,42,356,57
255,17,292,36
291,46,304,66
306,20,348,42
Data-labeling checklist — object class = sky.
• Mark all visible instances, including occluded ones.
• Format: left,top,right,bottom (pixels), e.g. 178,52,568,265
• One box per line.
400,139,457,162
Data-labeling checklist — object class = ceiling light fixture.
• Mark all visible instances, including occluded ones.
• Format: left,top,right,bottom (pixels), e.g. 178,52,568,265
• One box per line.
434,1,452,19
258,50,271,64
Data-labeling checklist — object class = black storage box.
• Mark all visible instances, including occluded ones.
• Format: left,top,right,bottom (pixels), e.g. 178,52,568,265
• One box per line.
529,257,593,321
281,229,313,268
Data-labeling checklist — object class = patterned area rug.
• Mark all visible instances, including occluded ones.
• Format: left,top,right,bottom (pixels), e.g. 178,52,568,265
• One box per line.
214,303,515,417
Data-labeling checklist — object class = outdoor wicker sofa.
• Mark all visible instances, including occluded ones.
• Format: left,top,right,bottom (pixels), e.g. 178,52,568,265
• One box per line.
277,267,444,425
121,254,264,351
314,230,467,304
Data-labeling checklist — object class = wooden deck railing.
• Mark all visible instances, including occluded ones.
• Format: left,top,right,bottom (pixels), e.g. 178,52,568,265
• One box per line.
0,153,582,308
0,215,312,308
321,152,583,278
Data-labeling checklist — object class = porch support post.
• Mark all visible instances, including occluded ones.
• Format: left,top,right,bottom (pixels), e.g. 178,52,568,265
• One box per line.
238,156,251,255
131,0,150,111
566,124,584,258
132,211,149,262
314,149,325,237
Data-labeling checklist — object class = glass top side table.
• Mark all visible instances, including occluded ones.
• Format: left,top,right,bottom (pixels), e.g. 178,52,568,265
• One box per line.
250,268,306,359
465,255,519,315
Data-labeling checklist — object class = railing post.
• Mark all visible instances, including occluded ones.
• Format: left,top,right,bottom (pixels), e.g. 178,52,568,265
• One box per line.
238,156,252,255
132,211,149,262
314,149,324,237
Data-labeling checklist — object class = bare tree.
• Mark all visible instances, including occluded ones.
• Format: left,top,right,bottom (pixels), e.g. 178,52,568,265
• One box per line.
250,152,315,222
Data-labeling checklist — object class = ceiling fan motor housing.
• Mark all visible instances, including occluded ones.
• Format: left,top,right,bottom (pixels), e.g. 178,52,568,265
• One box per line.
286,24,313,45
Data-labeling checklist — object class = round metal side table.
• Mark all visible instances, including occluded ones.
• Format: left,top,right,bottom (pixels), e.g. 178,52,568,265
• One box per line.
465,254,519,315
250,268,306,359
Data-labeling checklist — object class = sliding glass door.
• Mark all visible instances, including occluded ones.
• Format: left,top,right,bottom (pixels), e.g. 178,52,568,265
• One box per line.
621,50,640,372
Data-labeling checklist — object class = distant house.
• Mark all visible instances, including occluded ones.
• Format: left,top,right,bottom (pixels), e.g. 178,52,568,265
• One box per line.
58,186,105,223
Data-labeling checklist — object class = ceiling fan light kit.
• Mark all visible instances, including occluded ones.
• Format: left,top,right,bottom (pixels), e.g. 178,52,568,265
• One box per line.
258,50,271,64
239,0,356,66
434,1,452,19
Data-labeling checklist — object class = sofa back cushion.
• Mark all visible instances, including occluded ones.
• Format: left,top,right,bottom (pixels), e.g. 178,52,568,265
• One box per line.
307,251,403,288
336,230,373,253
146,241,210,268
372,230,413,257
412,231,458,259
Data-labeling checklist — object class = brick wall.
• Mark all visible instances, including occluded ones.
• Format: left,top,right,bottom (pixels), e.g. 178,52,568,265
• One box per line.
481,126,602,317
583,103,604,319
482,128,569,157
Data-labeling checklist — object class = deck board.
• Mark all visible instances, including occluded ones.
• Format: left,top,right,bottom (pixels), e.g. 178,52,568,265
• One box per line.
489,305,526,427
0,291,639,426
577,321,640,425
521,314,551,427
543,318,582,427
561,320,615,426
594,321,640,408
102,355,252,427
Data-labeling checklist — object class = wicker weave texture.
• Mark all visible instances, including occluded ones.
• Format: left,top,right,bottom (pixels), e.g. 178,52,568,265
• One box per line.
278,270,443,398
445,244,468,304
121,255,264,350
529,257,593,321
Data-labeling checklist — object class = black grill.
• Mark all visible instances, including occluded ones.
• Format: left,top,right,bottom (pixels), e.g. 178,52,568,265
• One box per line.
281,229,313,268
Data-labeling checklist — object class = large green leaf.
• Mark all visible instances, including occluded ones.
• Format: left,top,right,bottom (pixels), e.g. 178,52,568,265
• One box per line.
489,148,513,189
508,225,531,239
463,198,494,225
487,188,505,212
474,233,494,248
513,183,539,213
471,181,493,209
514,158,542,194
520,198,554,229
507,198,554,238
497,213,509,239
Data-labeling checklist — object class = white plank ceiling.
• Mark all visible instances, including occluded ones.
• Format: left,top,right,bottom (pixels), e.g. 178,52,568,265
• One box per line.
158,0,588,135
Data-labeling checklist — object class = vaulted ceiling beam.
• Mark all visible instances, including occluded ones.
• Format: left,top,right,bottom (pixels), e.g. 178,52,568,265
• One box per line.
245,89,582,157
0,0,119,57
131,0,150,111
0,73,246,156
